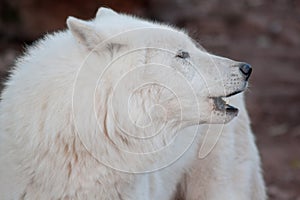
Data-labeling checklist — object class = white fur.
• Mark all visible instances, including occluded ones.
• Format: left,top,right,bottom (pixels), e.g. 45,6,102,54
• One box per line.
0,8,266,200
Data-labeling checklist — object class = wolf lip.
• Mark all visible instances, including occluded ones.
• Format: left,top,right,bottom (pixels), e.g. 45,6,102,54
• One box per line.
225,104,238,113
225,90,243,97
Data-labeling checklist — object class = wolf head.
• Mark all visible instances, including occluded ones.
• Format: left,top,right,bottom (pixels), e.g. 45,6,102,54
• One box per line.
69,8,251,149
68,8,251,128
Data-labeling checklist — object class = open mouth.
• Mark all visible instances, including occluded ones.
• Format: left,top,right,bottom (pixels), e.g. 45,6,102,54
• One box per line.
211,97,238,113
210,90,243,115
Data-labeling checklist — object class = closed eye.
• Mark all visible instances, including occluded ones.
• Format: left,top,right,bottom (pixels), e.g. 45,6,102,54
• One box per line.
176,50,190,59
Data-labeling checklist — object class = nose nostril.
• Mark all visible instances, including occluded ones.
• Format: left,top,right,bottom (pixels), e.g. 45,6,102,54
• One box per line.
239,63,252,80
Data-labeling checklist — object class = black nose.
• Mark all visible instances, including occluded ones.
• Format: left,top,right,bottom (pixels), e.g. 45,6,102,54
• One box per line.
239,63,252,81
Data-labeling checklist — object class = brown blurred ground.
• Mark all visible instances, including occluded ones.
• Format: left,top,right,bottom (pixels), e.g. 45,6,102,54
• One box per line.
0,0,299,199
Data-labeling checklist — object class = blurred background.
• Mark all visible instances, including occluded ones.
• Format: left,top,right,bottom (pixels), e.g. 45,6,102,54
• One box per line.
0,0,299,199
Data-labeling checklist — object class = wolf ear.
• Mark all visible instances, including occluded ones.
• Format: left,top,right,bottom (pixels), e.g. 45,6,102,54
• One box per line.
67,16,101,50
96,7,118,18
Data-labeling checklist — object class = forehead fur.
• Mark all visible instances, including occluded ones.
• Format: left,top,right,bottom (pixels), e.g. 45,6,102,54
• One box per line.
95,12,185,34
91,12,191,46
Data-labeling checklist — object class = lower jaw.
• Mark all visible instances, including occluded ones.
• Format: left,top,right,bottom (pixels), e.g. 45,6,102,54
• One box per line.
209,107,239,123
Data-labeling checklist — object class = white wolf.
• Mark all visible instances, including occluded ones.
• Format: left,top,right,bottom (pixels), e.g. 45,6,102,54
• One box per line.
0,7,266,200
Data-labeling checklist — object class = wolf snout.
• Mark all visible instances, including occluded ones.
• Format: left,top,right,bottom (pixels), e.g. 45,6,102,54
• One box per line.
239,63,252,81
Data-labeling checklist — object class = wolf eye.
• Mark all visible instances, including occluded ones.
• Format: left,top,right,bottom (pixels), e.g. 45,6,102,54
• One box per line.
176,50,190,59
